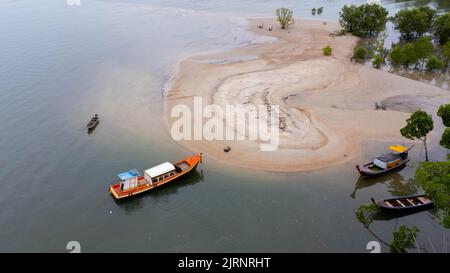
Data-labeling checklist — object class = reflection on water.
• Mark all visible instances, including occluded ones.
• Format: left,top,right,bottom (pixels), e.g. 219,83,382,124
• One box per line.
351,168,418,199
114,169,205,213
373,206,436,222
389,68,449,90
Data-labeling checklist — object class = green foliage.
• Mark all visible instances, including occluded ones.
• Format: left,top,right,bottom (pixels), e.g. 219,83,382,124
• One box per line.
354,46,368,59
400,110,433,161
375,33,389,61
443,215,450,228
414,36,434,66
389,45,404,66
389,36,433,68
373,54,384,68
311,8,316,15
426,55,444,71
356,203,379,228
443,41,450,65
440,128,450,150
390,43,418,67
339,4,389,37
416,161,450,228
433,12,450,45
400,110,433,139
400,110,434,141
438,104,450,127
391,7,436,40
323,45,332,56
390,225,420,253
276,8,295,29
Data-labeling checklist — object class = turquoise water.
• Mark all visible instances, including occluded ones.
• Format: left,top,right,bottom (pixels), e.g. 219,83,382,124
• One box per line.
0,0,448,252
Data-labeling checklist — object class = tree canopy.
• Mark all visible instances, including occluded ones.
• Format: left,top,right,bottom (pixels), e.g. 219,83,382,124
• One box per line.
356,204,379,228
416,161,450,228
391,7,436,40
389,36,433,68
339,4,389,37
400,110,434,161
437,104,450,127
426,55,444,71
390,225,420,253
276,8,295,29
440,128,450,150
414,36,434,66
443,41,450,65
434,12,450,45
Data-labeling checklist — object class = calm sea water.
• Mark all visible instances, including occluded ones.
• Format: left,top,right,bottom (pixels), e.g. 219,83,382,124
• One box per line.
0,0,449,252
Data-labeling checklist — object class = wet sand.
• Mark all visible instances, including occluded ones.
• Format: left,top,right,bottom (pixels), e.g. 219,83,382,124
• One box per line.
164,18,450,172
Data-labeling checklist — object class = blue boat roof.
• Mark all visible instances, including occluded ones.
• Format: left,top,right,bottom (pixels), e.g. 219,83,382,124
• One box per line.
118,169,140,180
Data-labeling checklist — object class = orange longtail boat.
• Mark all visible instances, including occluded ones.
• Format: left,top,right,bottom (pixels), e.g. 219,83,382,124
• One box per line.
109,153,202,200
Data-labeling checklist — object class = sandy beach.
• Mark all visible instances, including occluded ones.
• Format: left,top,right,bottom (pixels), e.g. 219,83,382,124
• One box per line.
164,18,450,172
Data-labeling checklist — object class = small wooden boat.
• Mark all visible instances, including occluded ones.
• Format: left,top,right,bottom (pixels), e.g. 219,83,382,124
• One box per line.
87,114,99,130
356,145,413,177
372,194,433,212
109,153,202,200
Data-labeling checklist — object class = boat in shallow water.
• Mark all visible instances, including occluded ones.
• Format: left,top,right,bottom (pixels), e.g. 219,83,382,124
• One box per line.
372,194,433,212
356,145,413,177
87,114,99,131
109,153,202,200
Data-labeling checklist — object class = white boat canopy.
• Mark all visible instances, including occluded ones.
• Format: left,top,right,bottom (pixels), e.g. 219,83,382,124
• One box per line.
145,162,175,178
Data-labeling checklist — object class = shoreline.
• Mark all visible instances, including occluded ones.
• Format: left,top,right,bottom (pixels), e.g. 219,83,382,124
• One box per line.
164,18,450,172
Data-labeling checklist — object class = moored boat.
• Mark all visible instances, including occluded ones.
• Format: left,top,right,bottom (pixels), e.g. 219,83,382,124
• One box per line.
356,145,413,177
87,114,99,130
109,153,202,200
372,194,433,212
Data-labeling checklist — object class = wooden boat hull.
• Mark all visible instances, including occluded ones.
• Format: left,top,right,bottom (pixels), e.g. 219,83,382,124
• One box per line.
373,194,433,212
109,154,202,200
356,158,409,177
87,119,99,130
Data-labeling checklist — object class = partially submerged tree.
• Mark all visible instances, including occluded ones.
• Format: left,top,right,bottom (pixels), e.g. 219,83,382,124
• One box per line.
391,7,436,40
400,110,434,161
389,36,433,68
443,41,450,66
390,43,418,67
437,104,450,127
426,55,444,71
317,7,323,15
390,225,420,253
414,36,434,68
355,204,422,253
276,8,295,29
433,12,450,45
356,204,379,228
339,4,389,37
416,161,450,228
440,128,450,153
